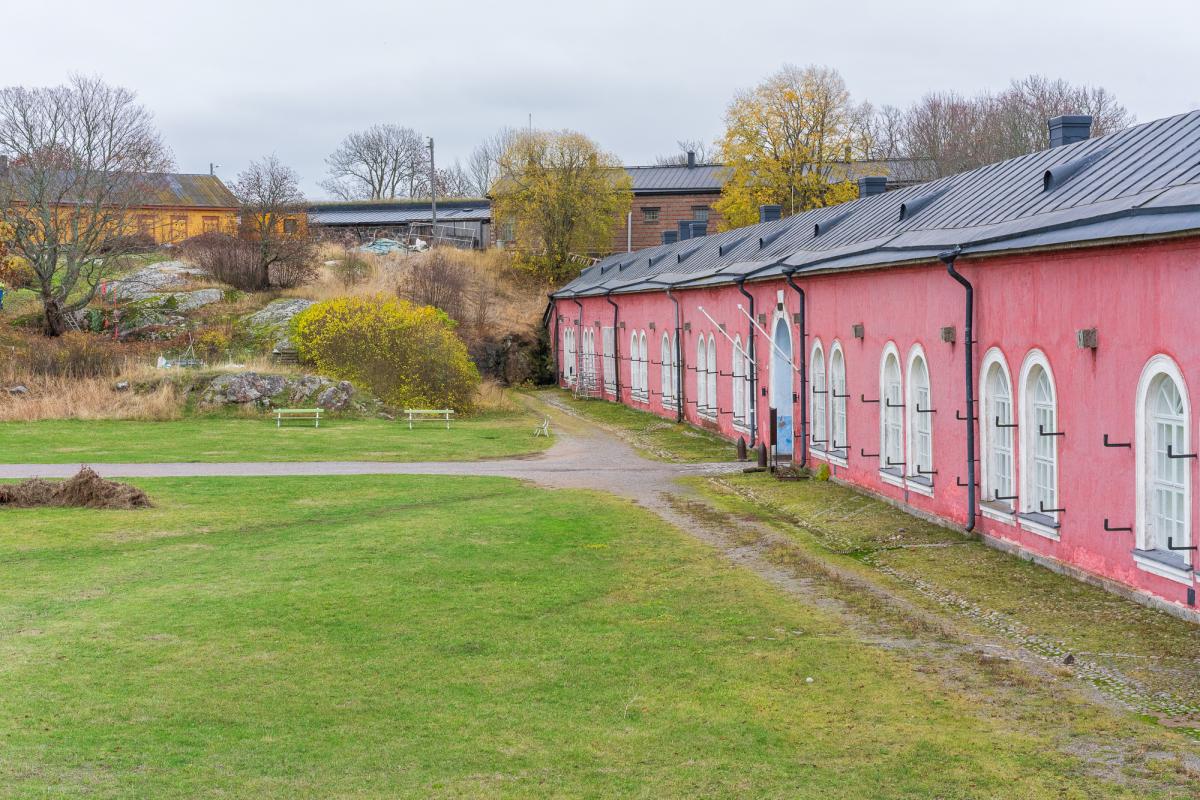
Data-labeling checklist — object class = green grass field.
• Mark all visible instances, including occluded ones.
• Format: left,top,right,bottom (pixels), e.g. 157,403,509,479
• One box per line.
0,475,1191,798
0,412,550,463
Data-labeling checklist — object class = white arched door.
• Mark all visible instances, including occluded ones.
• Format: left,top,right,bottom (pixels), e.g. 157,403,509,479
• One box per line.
771,317,794,456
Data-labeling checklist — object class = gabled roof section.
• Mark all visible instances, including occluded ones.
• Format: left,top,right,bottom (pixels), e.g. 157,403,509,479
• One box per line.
139,173,238,208
625,163,728,194
555,110,1200,298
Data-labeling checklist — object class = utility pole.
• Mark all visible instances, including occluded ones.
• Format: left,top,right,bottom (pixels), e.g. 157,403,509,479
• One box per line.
428,137,437,246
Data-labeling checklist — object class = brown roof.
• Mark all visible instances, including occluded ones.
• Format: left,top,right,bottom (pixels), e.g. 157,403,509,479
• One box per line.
135,173,238,209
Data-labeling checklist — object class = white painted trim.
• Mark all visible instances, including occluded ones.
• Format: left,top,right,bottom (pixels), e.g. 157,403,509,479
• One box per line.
905,343,932,486
880,469,906,488
979,347,1016,512
1017,349,1059,523
1133,550,1193,586
768,310,794,414
811,448,848,468
905,478,934,497
980,502,1016,526
878,342,903,474
1018,514,1061,541
1134,354,1192,560
810,338,827,449
828,340,849,452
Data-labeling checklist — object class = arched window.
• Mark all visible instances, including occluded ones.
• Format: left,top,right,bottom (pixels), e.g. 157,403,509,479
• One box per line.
906,348,932,484
661,332,674,408
733,336,745,426
696,336,708,413
581,329,595,390
639,331,648,401
1019,353,1058,523
880,347,903,475
1137,357,1190,558
981,351,1015,511
811,341,827,450
564,327,576,383
672,333,680,409
829,343,847,455
602,327,615,394
706,334,718,417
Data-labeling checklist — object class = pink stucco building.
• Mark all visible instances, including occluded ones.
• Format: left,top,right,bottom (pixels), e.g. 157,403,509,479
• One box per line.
550,112,1200,618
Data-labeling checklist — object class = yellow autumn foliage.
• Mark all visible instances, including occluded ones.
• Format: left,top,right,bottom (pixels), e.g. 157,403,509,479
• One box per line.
714,65,869,230
293,295,481,412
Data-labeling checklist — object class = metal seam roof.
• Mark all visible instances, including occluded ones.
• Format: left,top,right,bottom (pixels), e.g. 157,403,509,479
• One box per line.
555,110,1200,299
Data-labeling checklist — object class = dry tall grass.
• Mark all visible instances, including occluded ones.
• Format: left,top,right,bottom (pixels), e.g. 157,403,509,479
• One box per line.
0,375,183,421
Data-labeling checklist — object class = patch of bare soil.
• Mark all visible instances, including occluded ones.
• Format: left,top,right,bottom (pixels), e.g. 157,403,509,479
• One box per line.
0,467,151,509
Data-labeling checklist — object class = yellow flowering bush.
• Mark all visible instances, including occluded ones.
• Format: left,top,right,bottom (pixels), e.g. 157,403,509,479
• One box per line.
293,295,480,411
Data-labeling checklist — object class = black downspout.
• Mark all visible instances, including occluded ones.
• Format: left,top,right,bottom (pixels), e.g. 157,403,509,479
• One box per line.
942,246,976,532
665,288,684,423
736,278,757,447
605,291,621,401
785,271,808,469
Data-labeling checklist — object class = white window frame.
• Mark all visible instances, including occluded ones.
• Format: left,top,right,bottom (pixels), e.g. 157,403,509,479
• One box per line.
825,341,848,465
1018,350,1059,537
980,348,1016,520
660,332,676,410
639,331,648,403
905,345,933,496
879,342,904,485
602,326,615,395
706,333,718,420
732,336,747,429
563,327,577,385
810,339,828,452
696,335,708,415
1134,355,1192,582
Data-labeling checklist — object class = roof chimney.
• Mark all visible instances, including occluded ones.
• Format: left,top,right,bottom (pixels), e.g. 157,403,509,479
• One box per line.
857,176,887,197
677,220,693,241
759,204,782,223
661,230,678,245
690,221,707,239
687,150,696,168
1048,115,1092,148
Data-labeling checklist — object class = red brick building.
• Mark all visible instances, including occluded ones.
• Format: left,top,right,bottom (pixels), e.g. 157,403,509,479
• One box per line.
612,153,726,252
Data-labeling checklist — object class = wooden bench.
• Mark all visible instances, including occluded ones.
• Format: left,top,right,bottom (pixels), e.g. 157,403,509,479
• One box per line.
405,408,455,430
275,408,323,428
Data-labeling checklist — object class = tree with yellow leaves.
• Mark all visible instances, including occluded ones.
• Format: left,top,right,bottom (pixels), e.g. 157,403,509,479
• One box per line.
491,130,631,283
714,65,872,230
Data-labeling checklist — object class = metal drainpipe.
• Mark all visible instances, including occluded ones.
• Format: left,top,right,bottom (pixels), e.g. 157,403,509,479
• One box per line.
605,291,621,401
735,278,757,446
785,271,808,469
571,297,584,387
942,246,976,532
665,287,684,423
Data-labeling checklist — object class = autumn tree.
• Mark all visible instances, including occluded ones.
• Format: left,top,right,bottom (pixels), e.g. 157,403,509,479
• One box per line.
234,155,314,290
321,124,429,200
715,65,869,229
0,75,173,335
491,130,631,283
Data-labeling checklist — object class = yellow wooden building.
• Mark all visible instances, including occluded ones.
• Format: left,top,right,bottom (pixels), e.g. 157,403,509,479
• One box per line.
128,173,240,244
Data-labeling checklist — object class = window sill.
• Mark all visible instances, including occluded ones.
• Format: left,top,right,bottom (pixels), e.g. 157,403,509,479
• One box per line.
811,448,848,468
980,501,1016,525
879,468,905,488
732,420,750,433
905,476,934,497
1017,511,1060,541
1132,548,1193,586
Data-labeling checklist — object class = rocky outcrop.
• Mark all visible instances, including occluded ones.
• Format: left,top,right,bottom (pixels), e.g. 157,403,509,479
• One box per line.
146,288,225,312
105,261,208,302
244,299,314,332
200,371,359,411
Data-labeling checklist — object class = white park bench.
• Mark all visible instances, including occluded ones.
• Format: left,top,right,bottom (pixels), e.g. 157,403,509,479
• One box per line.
275,408,323,428
405,408,455,430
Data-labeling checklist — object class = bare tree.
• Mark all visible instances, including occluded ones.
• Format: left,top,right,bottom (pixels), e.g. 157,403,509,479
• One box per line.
654,139,717,165
900,76,1134,178
436,159,476,198
0,75,173,335
320,124,428,200
234,155,315,290
467,128,516,196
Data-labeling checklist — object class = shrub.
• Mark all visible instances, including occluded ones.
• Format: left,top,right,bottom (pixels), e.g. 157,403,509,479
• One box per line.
293,295,480,411
193,326,233,359
0,255,36,290
180,233,263,290
21,331,125,378
401,249,469,321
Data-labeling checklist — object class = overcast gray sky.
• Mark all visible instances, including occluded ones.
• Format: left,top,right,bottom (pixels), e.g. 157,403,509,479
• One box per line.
3,0,1197,197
